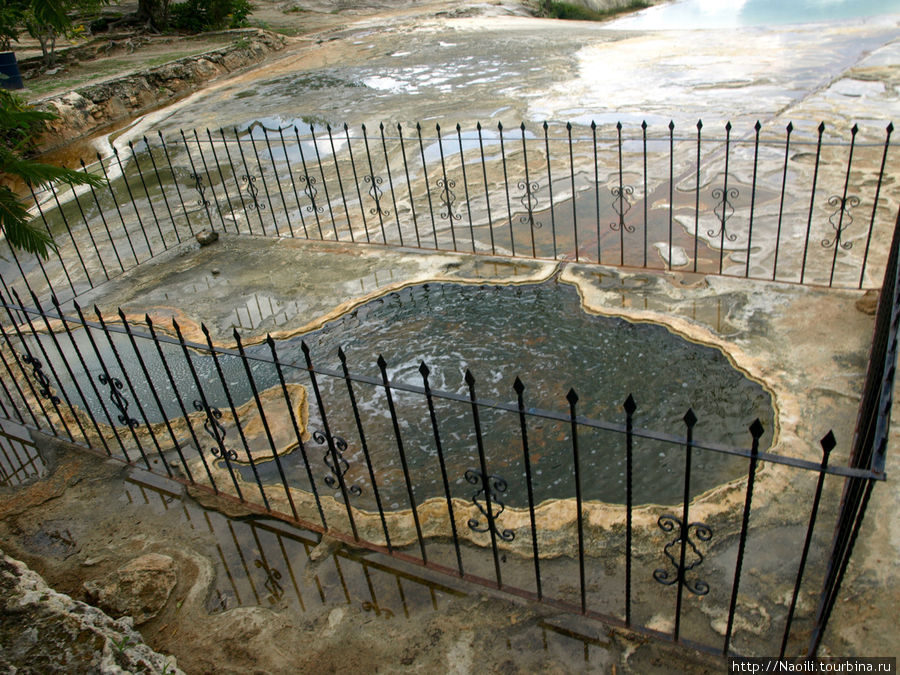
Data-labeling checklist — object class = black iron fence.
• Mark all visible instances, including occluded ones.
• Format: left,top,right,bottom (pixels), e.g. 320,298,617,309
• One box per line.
0,213,894,656
8,119,896,306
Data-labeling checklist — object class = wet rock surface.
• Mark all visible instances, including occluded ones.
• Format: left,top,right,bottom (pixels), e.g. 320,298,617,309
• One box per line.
0,548,183,674
84,553,178,625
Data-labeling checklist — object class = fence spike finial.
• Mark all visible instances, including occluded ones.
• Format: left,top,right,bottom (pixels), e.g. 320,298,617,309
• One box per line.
684,408,697,428
749,418,765,439
513,376,524,395
624,394,636,414
418,361,430,377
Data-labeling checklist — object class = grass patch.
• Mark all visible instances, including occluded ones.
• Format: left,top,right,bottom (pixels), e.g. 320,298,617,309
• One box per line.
539,0,650,21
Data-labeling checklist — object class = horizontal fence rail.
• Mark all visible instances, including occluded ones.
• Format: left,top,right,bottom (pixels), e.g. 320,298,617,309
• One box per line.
7,119,897,307
0,279,888,658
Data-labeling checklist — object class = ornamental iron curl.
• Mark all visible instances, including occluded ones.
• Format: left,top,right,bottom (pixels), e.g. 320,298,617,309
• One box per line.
709,187,739,242
313,430,362,497
22,354,60,405
192,399,236,461
362,601,394,618
190,172,210,209
364,175,390,217
465,468,515,542
517,180,543,229
822,194,861,250
653,514,712,596
98,373,139,427
299,174,324,215
241,174,265,211
254,558,284,604
610,185,635,233
437,177,461,222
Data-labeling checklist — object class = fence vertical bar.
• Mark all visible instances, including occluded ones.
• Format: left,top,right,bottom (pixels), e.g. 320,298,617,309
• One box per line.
0,312,44,430
296,129,324,239
180,131,215,230
94,305,162,469
476,122,495,255
378,354,427,562
113,147,155,257
157,132,195,236
118,309,184,477
346,123,372,243
47,184,92,286
746,122,762,278
465,369,503,587
771,122,793,280
859,123,893,289
33,292,102,448
829,125,858,287
72,301,135,463
143,137,181,243
456,123,476,253
237,329,301,518
68,173,111,280
28,185,77,296
145,315,217,490
420,361,463,576
248,131,279,236
780,432,834,657
327,125,353,242
568,122,578,262
615,121,627,266
207,129,238,235
592,121,601,264
234,127,267,235
362,124,388,244
514,377,542,600
567,388,586,613
499,122,516,257
436,124,458,252
520,123,538,258
717,122,734,275
339,347,391,550
267,336,326,529
379,122,402,245
193,129,228,231
221,128,252,235
310,126,339,241
668,120,675,271
263,128,294,237
302,341,360,540
800,122,825,285
398,124,421,248
198,325,257,505
543,121,557,260
673,409,698,641
54,296,125,457
9,290,77,441
95,153,140,265
624,394,636,626
277,127,305,238
128,141,166,248
692,120,701,272
723,419,764,655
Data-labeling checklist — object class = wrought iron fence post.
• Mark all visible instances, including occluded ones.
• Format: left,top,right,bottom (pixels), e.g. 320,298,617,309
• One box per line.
515,376,542,599
567,388,586,613
771,122,792,281
800,122,825,284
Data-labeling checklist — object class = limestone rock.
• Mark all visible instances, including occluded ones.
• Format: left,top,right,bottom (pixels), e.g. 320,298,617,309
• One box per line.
1,549,183,673
196,229,220,246
84,552,177,625
856,289,879,315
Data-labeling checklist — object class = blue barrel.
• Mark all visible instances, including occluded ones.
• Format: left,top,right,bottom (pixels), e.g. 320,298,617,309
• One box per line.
0,52,24,90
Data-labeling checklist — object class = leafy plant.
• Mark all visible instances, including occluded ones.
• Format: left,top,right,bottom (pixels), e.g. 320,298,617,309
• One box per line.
168,0,253,32
0,88,104,257
538,0,650,21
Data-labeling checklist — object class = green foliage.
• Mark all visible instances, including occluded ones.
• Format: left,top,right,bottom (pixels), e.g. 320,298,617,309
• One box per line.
539,0,650,21
168,0,253,32
0,89,105,258
0,2,25,51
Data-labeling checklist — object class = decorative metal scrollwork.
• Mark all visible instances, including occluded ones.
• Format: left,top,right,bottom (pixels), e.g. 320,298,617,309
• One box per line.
22,354,60,405
437,177,461,222
822,195,860,250
464,468,515,542
364,175,390,217
190,172,210,209
709,187,739,242
313,430,362,497
98,373,139,427
299,174,324,214
653,514,712,596
242,174,265,211
517,180,543,229
254,558,284,604
192,400,236,460
610,185,635,232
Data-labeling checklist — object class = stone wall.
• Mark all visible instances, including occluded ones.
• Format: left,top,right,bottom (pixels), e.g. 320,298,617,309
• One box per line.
35,29,286,152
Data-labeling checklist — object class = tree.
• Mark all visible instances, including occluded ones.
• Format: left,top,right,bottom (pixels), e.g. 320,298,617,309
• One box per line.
0,1,25,51
16,0,109,68
0,88,104,258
